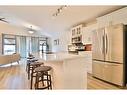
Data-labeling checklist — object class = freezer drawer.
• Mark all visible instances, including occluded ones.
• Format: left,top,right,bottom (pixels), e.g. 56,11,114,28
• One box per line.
92,60,123,86
103,62,123,86
92,61,105,80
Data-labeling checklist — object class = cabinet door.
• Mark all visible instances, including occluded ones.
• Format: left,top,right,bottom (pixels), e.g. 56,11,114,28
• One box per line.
82,28,92,44
96,13,113,28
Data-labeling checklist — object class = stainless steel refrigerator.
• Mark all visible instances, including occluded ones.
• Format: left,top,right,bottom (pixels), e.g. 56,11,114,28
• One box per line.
92,23,127,86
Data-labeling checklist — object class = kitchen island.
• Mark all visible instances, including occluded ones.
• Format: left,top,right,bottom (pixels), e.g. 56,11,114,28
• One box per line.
33,51,92,89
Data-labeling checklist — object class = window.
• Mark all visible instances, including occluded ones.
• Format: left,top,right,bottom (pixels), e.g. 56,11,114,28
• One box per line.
3,34,16,55
2,34,49,55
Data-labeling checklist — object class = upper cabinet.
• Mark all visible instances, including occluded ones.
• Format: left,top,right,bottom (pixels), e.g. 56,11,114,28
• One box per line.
70,23,97,45
82,27,92,45
71,24,83,37
82,23,97,45
71,24,83,44
97,7,127,28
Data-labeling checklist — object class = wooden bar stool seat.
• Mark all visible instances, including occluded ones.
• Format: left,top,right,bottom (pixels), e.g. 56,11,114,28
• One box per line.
34,66,52,90
30,61,43,67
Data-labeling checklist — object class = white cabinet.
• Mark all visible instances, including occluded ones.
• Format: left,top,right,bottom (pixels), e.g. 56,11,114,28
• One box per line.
71,24,83,37
70,23,97,45
96,13,113,28
79,51,92,73
82,24,97,45
97,7,127,28
82,27,92,44
63,53,92,89
111,7,127,25
71,24,83,44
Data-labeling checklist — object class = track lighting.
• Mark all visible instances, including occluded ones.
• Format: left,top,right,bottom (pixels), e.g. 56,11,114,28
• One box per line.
52,5,68,18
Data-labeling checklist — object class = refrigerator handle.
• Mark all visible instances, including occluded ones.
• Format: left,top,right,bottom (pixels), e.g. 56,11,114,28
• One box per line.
106,34,108,54
102,35,105,54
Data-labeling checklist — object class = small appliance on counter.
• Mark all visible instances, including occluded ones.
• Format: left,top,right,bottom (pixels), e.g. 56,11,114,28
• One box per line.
68,44,78,54
75,43,85,51
68,42,85,54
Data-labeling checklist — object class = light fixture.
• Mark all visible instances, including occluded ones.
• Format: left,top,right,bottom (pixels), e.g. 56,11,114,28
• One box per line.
28,26,34,34
28,30,34,34
52,5,68,18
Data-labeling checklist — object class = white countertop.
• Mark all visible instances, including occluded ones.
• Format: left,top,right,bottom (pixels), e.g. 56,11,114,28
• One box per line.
33,51,92,62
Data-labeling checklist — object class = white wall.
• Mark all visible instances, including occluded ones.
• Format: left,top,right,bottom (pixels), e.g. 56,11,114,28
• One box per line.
51,30,71,52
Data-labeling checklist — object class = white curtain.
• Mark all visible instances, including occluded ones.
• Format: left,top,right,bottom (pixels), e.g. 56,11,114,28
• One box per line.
16,36,26,58
31,37,39,53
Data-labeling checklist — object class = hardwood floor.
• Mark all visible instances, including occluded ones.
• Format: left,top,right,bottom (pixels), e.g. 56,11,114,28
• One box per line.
0,59,30,89
0,59,124,89
87,73,124,89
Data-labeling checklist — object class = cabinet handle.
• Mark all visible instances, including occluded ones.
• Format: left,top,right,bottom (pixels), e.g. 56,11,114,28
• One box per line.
105,64,120,66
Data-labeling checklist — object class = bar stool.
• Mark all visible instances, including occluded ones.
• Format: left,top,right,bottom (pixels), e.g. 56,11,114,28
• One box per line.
30,61,44,89
26,56,35,72
26,57,38,80
34,66,52,90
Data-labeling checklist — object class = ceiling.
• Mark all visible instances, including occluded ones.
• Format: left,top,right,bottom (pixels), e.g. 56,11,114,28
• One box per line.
0,6,124,37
